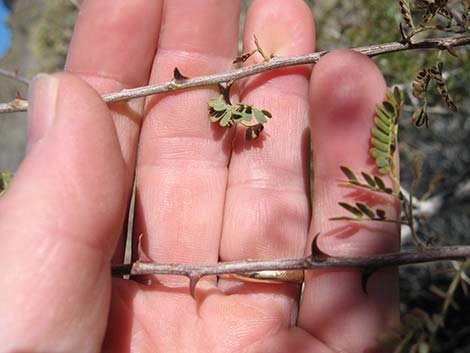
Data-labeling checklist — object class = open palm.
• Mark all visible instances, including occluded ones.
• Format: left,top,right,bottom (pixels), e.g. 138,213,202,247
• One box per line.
0,1,400,352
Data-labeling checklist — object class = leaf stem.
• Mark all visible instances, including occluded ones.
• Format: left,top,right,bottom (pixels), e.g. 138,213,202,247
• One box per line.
329,216,408,225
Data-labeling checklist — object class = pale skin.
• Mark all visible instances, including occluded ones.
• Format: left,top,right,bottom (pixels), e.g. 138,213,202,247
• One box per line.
0,1,400,352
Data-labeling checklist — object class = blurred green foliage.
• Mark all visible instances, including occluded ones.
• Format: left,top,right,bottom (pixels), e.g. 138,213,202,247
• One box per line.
30,0,77,73
313,0,469,87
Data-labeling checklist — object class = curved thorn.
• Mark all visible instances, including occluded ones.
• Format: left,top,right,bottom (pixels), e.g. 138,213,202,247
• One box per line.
310,233,328,261
361,267,377,295
137,233,152,262
189,274,202,299
173,67,189,82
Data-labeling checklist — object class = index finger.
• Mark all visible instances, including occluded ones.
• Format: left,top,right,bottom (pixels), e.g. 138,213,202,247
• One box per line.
65,0,164,260
66,0,163,90
65,0,163,175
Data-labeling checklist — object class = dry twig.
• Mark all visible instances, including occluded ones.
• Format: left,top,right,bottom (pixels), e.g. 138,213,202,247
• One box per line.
1,35,469,114
0,68,30,86
112,245,470,296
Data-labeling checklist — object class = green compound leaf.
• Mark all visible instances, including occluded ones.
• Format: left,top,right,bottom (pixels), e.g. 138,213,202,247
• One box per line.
338,166,397,199
0,172,13,197
208,94,272,141
370,88,402,177
334,200,393,223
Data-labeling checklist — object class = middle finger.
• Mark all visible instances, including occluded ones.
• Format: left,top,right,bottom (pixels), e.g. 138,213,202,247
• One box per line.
219,0,315,300
134,0,240,284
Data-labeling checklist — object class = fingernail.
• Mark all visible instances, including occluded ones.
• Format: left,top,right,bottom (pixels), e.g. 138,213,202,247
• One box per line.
27,74,59,153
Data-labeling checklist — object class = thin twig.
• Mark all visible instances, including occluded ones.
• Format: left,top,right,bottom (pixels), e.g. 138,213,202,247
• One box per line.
102,35,470,103
0,68,30,86
112,245,470,278
1,35,470,114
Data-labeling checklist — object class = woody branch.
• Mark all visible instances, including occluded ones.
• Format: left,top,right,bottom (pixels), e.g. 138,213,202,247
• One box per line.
1,35,469,114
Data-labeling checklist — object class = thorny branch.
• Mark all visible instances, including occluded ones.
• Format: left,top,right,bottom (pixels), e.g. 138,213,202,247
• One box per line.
1,35,470,114
112,245,470,296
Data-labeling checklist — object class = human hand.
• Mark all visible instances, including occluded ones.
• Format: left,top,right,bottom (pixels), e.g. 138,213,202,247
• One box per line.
0,1,400,352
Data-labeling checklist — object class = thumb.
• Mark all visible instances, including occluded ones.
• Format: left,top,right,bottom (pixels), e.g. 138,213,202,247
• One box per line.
0,73,127,352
